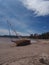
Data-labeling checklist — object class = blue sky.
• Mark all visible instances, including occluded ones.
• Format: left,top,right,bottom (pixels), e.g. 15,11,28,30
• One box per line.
0,0,49,35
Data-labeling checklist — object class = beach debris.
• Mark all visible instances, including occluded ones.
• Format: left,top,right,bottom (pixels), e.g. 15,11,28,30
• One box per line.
39,53,49,65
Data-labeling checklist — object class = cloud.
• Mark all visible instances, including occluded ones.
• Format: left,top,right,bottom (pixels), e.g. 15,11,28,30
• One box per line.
0,29,9,35
0,16,39,35
20,0,49,16
0,0,48,35
0,16,33,36
0,28,30,36
0,28,19,35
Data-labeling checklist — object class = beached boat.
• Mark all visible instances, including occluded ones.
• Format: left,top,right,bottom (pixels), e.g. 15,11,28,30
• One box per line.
12,38,31,46
7,21,31,46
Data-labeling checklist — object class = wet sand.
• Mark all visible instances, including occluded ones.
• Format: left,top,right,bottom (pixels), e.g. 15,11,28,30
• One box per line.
0,37,49,65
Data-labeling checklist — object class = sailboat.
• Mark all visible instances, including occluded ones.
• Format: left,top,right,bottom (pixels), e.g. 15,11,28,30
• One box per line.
7,20,31,46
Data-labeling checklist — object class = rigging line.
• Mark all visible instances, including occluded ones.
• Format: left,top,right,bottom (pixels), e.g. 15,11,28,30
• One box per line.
7,20,18,36
7,20,21,38
7,20,11,36
7,20,13,41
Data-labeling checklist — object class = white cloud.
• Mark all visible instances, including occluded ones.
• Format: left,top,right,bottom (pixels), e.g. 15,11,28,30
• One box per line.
0,28,18,35
0,29,9,35
0,28,29,36
20,0,49,16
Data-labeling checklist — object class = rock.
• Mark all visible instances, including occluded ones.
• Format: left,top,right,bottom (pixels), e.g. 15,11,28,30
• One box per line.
0,64,2,65
39,53,49,65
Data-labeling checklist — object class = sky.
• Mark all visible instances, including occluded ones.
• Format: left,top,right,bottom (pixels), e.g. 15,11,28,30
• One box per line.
0,0,49,36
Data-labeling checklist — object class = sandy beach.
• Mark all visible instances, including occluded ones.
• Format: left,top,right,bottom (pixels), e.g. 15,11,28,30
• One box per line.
0,37,49,65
